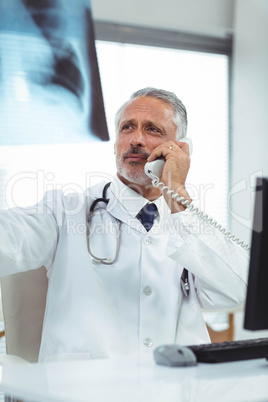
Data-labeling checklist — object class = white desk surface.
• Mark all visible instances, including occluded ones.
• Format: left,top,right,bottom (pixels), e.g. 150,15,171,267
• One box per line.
0,356,267,402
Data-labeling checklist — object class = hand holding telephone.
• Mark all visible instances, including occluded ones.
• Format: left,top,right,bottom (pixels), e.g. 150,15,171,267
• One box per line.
144,138,249,251
144,138,192,179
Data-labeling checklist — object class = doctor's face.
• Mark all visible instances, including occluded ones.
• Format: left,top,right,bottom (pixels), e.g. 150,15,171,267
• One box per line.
114,96,177,186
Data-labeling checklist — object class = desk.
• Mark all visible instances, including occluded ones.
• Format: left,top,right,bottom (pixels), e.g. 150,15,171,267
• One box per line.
0,357,267,402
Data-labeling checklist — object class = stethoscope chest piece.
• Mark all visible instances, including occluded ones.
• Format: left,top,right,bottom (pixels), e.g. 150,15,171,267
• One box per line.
180,268,190,297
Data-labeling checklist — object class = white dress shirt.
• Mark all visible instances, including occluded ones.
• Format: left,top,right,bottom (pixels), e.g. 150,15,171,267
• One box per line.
0,176,249,362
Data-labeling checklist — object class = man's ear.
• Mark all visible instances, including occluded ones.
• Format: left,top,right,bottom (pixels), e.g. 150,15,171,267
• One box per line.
114,144,116,154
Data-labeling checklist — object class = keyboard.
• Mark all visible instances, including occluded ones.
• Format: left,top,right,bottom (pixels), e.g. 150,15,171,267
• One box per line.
187,337,268,363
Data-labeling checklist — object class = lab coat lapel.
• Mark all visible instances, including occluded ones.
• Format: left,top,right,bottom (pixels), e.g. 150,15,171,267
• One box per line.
105,176,171,234
106,194,146,233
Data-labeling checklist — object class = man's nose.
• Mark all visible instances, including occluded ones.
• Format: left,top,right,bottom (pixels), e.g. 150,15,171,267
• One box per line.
130,130,145,147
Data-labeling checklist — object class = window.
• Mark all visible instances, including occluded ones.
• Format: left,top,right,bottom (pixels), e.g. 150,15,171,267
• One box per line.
96,41,230,226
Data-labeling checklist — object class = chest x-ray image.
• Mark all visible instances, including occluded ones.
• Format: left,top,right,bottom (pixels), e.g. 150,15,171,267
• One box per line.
0,0,109,145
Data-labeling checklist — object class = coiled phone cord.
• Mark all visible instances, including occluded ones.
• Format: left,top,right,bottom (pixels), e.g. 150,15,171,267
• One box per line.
151,175,250,251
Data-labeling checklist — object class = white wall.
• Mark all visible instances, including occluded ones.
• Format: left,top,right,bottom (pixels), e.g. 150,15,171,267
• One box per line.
91,0,234,38
231,0,268,340
231,0,268,245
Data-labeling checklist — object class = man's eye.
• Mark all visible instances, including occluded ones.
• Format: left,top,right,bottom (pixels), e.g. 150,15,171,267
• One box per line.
147,126,161,134
121,124,133,131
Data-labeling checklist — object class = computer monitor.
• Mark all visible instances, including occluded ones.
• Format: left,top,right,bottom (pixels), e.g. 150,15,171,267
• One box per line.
244,177,268,330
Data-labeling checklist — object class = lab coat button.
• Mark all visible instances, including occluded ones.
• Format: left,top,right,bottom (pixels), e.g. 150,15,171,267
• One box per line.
143,286,152,296
143,338,153,348
144,237,151,245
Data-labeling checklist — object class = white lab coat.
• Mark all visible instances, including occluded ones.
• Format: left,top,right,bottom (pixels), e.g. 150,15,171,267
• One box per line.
0,176,249,363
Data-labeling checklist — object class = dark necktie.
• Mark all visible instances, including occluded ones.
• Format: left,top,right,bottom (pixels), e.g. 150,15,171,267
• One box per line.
138,203,157,231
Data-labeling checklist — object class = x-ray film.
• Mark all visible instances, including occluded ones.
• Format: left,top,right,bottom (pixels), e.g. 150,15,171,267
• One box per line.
0,0,109,145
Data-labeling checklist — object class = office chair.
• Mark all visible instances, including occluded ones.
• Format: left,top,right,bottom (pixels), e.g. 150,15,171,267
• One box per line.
206,313,235,342
0,266,48,364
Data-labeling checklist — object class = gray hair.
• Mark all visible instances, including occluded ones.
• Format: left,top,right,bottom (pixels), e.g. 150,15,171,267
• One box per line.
115,87,188,140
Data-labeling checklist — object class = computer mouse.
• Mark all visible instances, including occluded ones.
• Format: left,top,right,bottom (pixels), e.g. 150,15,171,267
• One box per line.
154,344,197,367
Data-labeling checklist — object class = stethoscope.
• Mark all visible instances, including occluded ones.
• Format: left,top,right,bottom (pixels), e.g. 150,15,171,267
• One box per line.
87,182,190,296
87,182,122,265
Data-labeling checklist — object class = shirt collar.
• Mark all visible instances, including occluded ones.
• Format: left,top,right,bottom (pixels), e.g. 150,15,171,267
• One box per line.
109,175,170,220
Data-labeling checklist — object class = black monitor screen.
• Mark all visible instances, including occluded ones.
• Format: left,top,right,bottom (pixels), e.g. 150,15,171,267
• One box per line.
244,177,268,330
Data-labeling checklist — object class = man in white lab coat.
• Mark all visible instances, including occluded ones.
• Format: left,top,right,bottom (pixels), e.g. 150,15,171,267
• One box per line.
0,88,248,362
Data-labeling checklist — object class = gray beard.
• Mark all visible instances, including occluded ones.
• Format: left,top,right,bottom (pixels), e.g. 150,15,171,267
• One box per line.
116,159,152,186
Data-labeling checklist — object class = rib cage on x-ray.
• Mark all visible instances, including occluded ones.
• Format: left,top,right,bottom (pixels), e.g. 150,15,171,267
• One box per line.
0,0,109,145
22,0,85,104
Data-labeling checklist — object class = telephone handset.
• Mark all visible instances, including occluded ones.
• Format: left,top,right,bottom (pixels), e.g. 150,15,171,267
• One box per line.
144,138,250,251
